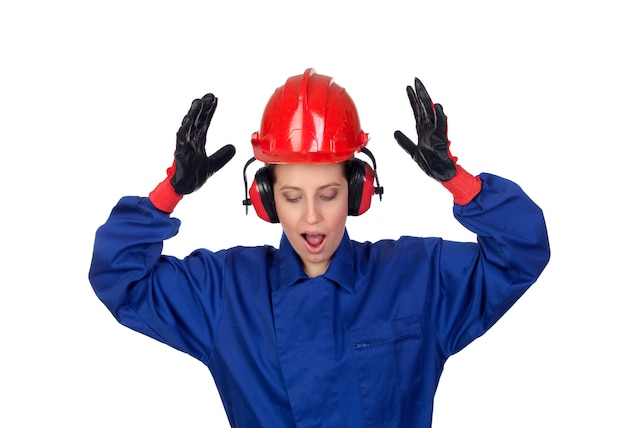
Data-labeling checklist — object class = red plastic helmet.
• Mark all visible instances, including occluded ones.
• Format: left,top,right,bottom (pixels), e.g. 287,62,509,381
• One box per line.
251,68,369,163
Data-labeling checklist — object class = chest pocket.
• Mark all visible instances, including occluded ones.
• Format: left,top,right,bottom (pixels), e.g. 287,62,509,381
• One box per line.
347,316,423,427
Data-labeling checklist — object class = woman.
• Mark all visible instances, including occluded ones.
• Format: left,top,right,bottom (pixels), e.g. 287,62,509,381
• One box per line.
89,69,550,427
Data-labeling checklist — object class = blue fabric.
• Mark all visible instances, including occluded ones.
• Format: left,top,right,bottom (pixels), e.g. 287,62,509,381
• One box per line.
89,173,550,427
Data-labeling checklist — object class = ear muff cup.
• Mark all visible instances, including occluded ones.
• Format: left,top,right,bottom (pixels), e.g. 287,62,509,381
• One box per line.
347,159,376,216
249,167,279,223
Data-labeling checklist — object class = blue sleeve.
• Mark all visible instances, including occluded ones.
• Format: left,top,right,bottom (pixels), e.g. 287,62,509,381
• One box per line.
432,173,550,355
88,196,225,365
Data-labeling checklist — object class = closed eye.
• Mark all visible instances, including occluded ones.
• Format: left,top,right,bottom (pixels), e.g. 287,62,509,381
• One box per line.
319,192,338,201
280,191,302,203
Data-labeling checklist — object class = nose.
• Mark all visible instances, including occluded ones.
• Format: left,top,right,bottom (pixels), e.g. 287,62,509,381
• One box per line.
303,198,322,224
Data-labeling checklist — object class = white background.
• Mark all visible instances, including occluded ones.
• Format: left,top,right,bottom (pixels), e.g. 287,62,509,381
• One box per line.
1,0,624,426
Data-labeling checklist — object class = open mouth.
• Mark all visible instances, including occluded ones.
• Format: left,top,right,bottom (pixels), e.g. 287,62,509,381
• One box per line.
302,233,325,252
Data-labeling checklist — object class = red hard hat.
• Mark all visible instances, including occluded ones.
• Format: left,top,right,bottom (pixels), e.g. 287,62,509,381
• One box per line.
251,68,369,163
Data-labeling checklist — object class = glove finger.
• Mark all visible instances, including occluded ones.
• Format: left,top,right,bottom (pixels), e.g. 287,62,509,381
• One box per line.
393,130,417,157
177,97,203,144
186,98,203,125
190,94,217,153
176,115,193,146
406,85,422,123
413,78,435,126
195,93,217,131
207,144,237,175
434,103,448,140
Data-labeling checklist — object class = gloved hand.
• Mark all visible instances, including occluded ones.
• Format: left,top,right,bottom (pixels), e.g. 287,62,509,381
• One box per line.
394,78,481,205
149,93,236,212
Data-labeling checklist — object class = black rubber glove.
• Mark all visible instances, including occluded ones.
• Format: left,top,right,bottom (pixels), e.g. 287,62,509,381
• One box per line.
393,78,457,182
171,93,236,194
150,94,236,212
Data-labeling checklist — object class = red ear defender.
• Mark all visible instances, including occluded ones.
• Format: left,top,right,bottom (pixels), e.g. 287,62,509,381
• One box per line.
250,169,279,223
248,176,271,223
348,160,375,216
359,163,377,215
243,158,279,223
347,147,383,216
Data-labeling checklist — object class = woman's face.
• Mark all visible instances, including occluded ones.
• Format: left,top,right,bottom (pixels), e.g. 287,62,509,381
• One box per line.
273,163,349,277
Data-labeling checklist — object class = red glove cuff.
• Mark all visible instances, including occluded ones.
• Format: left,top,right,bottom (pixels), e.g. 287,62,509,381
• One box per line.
441,164,482,205
148,162,183,213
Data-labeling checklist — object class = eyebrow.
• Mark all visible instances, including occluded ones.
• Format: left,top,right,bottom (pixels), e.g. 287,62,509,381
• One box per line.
278,182,342,192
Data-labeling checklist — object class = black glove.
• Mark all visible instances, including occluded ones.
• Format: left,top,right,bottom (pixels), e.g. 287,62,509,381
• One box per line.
393,78,457,182
171,93,236,194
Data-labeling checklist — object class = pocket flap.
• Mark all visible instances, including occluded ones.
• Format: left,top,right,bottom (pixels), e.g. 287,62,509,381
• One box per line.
348,316,421,349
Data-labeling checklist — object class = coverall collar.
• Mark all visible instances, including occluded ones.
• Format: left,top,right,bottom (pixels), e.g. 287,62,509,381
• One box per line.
278,229,355,293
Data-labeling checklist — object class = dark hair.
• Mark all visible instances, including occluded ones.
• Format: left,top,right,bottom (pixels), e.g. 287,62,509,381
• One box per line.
265,160,352,186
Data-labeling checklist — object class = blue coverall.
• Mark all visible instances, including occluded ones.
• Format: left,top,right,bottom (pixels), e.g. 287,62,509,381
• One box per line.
89,173,550,427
